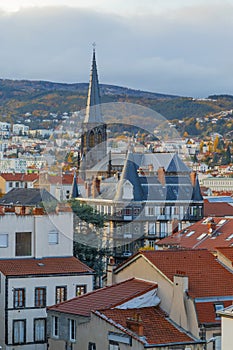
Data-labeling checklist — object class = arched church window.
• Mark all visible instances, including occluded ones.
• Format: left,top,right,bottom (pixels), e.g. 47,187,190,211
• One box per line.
97,130,102,144
89,131,95,148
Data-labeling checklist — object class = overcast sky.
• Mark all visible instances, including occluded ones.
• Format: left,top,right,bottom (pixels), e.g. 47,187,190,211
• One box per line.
0,0,232,97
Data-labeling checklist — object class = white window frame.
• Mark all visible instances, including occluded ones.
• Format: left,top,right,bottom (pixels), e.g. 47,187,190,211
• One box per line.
34,318,46,342
69,319,76,342
48,230,59,245
52,316,59,338
0,233,8,247
13,319,26,344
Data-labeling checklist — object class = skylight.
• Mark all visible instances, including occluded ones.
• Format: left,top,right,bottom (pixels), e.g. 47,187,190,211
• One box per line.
197,233,207,240
186,231,195,237
226,234,233,241
217,219,227,226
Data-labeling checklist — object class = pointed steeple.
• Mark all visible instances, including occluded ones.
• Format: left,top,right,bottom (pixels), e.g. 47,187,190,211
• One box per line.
71,171,79,198
114,151,144,201
84,47,103,123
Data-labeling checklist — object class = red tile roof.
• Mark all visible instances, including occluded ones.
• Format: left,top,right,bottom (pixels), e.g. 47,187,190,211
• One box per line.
204,201,233,217
37,174,84,185
48,278,157,316
195,300,232,325
116,249,233,299
216,246,233,262
0,257,93,276
97,307,197,346
158,217,233,251
0,173,38,182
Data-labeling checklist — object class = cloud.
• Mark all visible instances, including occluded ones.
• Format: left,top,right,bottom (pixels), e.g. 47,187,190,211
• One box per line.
0,4,232,97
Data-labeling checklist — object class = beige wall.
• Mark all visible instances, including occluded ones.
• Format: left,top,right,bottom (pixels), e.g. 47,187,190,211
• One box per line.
0,177,6,195
48,311,204,350
169,275,199,338
221,315,232,350
113,255,215,347
48,339,65,350
114,256,173,314
216,251,233,272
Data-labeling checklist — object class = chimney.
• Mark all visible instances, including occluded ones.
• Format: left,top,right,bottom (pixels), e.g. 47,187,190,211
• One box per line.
126,313,144,336
92,177,101,198
157,167,165,186
106,256,116,286
169,273,189,329
207,219,216,235
85,181,91,197
148,163,154,173
190,171,197,187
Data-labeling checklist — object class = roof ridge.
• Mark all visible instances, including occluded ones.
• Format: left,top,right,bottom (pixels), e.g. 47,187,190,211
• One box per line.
47,277,156,310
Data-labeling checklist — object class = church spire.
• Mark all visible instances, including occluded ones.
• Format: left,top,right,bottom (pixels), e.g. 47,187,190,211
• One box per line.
70,171,79,198
84,45,103,123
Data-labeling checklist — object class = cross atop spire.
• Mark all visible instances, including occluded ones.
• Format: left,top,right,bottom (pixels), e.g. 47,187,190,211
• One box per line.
84,46,103,124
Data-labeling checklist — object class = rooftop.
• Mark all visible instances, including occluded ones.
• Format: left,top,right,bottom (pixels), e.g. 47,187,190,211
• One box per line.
0,257,93,276
96,306,198,346
158,217,233,251
48,278,157,316
0,188,57,206
115,249,233,299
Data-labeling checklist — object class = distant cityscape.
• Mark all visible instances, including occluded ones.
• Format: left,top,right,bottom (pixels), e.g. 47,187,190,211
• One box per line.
0,49,232,350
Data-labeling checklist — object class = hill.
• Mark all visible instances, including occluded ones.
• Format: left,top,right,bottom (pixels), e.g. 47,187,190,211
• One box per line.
0,79,233,137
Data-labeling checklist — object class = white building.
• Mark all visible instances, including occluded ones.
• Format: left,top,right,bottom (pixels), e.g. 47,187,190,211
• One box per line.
0,189,94,350
12,124,29,136
0,122,11,138
202,177,233,192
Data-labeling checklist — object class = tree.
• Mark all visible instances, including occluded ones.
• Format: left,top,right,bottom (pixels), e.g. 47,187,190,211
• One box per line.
69,199,109,288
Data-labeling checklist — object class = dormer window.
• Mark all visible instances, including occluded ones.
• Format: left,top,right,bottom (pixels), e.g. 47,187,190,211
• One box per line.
122,180,133,200
214,303,224,319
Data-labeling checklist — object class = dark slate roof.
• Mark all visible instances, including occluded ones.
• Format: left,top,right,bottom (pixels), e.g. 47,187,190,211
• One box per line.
114,152,144,201
0,188,58,206
192,176,204,202
79,152,202,203
71,172,79,198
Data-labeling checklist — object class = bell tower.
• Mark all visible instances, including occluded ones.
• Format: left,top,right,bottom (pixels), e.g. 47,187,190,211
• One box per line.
80,46,107,172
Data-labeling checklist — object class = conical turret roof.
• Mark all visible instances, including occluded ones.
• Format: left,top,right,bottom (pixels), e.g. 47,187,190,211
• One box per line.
84,48,103,124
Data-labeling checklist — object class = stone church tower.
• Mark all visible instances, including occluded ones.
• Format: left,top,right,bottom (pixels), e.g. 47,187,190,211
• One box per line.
80,48,107,174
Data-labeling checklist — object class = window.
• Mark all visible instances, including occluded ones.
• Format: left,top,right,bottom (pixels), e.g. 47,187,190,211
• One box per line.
89,131,95,148
133,207,140,216
116,208,122,217
214,303,224,318
109,341,119,350
9,181,13,187
56,286,67,304
88,342,96,350
14,288,25,308
124,208,132,216
213,333,221,350
48,230,59,245
148,223,156,235
15,182,19,188
148,206,154,216
15,232,31,256
52,316,59,337
35,288,46,307
76,285,87,296
13,319,26,344
69,319,76,341
160,222,167,238
160,207,165,215
34,318,46,342
0,233,8,247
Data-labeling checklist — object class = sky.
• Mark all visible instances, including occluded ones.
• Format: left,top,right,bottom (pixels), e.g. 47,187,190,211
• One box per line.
0,0,232,97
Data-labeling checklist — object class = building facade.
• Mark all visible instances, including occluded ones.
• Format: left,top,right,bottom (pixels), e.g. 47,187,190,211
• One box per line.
0,189,94,350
